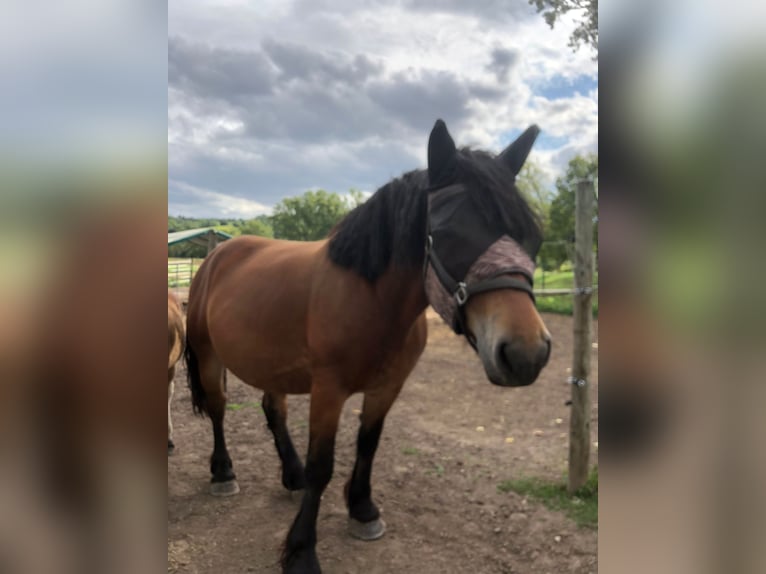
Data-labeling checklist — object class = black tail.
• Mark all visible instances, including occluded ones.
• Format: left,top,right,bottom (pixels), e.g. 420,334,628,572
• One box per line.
185,339,207,417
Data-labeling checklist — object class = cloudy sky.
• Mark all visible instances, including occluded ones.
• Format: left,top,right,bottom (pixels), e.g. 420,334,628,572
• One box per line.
168,0,598,218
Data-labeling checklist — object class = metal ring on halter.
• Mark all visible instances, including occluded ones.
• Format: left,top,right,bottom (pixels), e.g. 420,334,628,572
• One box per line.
454,282,469,306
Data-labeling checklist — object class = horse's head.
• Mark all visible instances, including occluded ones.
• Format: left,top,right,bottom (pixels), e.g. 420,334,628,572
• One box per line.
424,120,550,387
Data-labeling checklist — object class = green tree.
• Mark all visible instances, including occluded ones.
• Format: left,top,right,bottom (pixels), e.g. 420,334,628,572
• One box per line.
517,161,554,223
516,161,555,269
239,218,274,237
217,224,242,237
168,240,208,258
529,0,597,56
346,188,367,209
168,215,207,232
541,154,598,270
271,190,351,241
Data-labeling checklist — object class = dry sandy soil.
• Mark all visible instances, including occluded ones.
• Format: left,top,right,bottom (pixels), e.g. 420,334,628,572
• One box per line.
168,311,598,573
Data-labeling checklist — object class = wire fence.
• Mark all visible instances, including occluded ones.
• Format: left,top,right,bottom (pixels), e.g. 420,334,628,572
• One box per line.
168,258,204,288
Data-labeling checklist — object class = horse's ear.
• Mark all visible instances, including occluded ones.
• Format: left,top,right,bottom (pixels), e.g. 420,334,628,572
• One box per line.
498,125,540,175
428,119,457,186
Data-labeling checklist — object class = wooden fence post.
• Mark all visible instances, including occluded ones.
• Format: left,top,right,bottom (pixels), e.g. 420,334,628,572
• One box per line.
568,177,594,494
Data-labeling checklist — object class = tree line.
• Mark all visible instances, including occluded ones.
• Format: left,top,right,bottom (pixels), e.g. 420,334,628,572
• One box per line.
169,155,597,270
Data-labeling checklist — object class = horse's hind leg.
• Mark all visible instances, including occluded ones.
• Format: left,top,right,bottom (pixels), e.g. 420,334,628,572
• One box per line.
262,392,306,491
344,383,404,541
207,372,239,496
187,342,239,496
168,373,175,455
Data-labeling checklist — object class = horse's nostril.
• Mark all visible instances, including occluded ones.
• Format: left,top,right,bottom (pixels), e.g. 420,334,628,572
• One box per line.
496,342,513,375
492,339,546,386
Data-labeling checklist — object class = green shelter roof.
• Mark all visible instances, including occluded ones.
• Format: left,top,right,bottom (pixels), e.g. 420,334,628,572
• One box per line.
168,227,232,247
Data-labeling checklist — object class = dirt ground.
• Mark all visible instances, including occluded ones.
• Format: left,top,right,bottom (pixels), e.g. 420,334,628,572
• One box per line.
168,311,598,573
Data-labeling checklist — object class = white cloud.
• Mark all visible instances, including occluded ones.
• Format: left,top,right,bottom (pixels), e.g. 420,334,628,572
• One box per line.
169,179,272,218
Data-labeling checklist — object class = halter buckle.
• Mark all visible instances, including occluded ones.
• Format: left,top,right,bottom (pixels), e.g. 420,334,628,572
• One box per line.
455,282,469,306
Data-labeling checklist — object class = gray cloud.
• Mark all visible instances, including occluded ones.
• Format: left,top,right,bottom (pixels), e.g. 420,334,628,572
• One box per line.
169,36,492,146
170,36,396,143
469,82,507,101
487,47,520,83
262,40,382,85
293,0,535,23
169,37,277,102
240,85,388,142
168,137,423,214
407,0,534,21
368,71,473,133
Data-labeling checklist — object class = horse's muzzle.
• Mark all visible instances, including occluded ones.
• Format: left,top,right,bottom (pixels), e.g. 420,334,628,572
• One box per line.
490,336,551,387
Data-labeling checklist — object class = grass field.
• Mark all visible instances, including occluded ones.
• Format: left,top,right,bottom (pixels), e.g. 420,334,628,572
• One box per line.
534,268,599,316
497,466,598,529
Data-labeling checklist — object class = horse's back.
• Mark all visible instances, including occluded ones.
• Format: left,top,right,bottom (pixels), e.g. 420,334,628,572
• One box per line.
189,236,323,316
191,235,320,292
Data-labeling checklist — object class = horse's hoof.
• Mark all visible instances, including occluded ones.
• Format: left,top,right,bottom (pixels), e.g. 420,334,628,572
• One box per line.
348,517,386,541
282,550,321,574
282,469,307,492
167,444,175,456
210,480,240,497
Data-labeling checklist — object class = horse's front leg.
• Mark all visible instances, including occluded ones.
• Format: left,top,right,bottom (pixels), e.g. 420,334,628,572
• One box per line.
344,381,405,540
281,378,347,574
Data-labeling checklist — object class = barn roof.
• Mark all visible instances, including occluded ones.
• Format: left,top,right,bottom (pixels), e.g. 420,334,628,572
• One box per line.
168,227,232,247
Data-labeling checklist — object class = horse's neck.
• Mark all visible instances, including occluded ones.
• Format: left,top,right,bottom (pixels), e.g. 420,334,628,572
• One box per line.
375,266,430,325
373,205,430,324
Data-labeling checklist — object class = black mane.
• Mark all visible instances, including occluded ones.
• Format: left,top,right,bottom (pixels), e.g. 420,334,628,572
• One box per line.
328,147,542,282
328,169,429,282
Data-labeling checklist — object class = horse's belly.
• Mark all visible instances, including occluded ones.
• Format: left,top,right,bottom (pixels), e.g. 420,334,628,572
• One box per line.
218,348,313,395
206,283,313,394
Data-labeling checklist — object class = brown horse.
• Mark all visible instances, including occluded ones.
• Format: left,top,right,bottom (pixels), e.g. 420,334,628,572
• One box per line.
168,291,185,455
185,120,551,574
